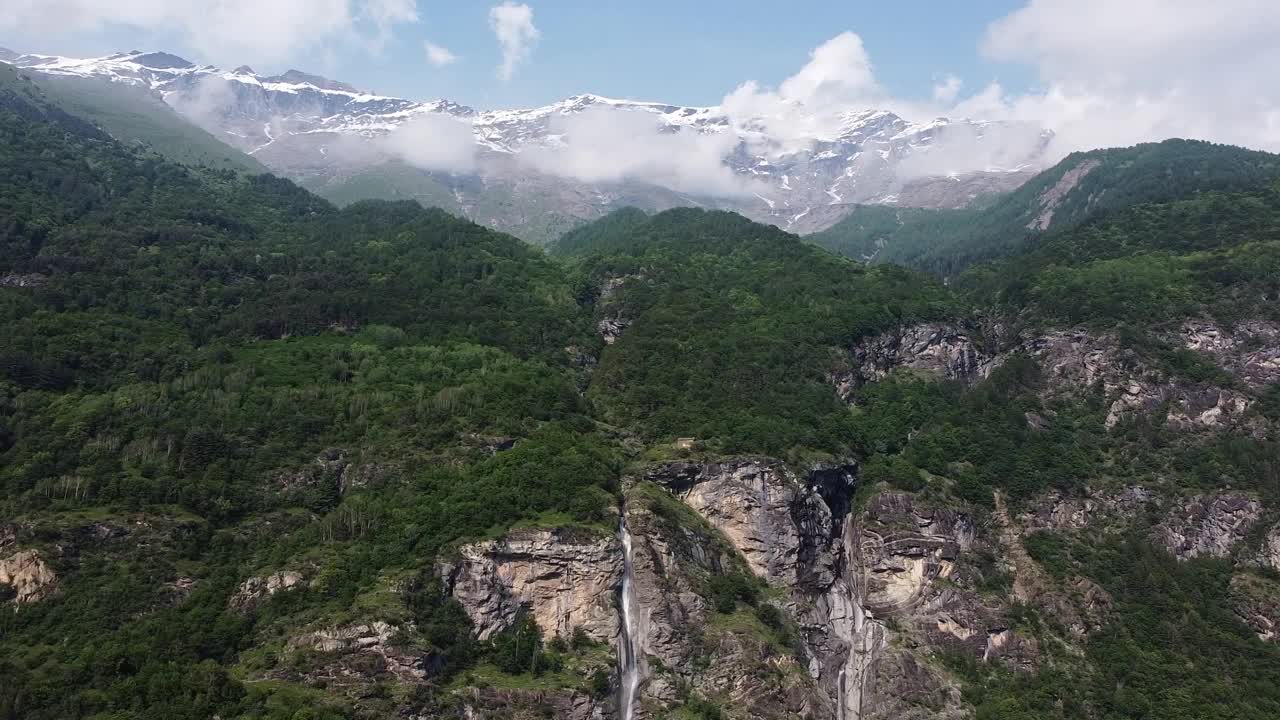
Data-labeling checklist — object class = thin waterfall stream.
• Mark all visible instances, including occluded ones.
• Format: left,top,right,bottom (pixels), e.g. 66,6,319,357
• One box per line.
618,514,642,720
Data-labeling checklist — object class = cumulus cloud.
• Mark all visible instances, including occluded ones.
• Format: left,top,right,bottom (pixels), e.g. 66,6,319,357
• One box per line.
489,2,539,81
0,0,419,66
521,106,749,197
381,113,478,173
969,0,1280,154
720,2,1280,174
424,41,459,67
932,75,962,105
722,32,886,151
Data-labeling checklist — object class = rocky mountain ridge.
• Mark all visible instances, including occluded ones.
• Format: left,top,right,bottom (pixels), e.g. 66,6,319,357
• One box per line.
1,47,1050,241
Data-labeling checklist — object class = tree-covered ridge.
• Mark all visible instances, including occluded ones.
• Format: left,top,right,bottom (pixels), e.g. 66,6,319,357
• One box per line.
811,139,1280,275
0,62,265,174
547,206,651,257
0,73,621,719
959,181,1280,328
0,79,586,358
566,208,954,456
5,64,1280,720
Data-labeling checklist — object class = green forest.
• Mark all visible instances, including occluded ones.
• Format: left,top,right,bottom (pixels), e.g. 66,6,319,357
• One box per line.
4,57,1280,720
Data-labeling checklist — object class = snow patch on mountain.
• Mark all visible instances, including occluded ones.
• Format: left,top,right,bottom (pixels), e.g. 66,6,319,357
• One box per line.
3,47,1053,238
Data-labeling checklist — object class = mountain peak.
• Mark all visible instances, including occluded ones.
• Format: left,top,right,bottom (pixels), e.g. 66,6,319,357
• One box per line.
129,51,195,70
264,69,360,94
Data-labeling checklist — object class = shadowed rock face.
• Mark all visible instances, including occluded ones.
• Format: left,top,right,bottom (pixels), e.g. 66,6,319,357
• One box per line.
832,324,995,402
440,528,622,643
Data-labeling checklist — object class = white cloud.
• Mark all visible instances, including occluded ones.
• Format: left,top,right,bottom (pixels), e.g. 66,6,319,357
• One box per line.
971,0,1280,154
380,113,477,173
360,0,419,53
932,75,962,105
521,106,750,197
721,32,895,155
777,31,880,107
0,0,420,66
488,2,539,81
424,41,458,67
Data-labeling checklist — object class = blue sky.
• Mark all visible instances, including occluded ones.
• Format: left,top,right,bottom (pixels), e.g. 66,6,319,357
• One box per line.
5,1,1279,155
3,1,1034,109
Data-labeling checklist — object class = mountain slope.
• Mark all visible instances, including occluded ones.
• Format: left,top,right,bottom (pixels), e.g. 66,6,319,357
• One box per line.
0,62,263,173
811,139,1280,273
6,54,1280,720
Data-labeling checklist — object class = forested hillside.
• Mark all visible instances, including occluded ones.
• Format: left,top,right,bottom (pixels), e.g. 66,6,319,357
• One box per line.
0,63,264,173
811,139,1280,274
5,64,1280,720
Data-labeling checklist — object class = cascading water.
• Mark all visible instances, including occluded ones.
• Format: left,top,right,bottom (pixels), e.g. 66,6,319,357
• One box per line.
835,511,885,720
618,515,642,720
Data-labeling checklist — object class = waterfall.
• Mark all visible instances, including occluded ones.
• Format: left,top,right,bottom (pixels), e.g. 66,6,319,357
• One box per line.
836,668,848,720
618,515,642,720
836,517,885,720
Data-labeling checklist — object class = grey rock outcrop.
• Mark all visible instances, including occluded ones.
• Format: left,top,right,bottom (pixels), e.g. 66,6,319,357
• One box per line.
0,272,47,288
645,461,982,720
623,475,823,719
231,570,306,611
833,324,995,401
1155,495,1262,560
441,528,622,642
839,323,1261,432
1182,320,1280,388
290,620,429,683
1231,573,1280,642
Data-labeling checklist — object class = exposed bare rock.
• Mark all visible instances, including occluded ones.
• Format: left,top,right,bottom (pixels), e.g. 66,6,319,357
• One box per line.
162,577,199,607
1155,495,1262,560
857,493,974,617
1028,158,1101,231
645,460,982,719
0,549,57,604
0,272,47,288
1182,319,1280,388
290,620,429,682
440,528,622,642
1025,488,1265,563
596,317,631,345
838,324,1258,432
274,449,400,500
654,461,810,585
1020,487,1154,532
1230,572,1280,642
1254,524,1280,572
231,570,306,611
623,479,828,719
595,275,638,346
833,324,995,400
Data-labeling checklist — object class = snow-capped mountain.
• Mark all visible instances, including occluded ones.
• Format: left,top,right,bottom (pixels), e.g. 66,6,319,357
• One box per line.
3,48,1052,241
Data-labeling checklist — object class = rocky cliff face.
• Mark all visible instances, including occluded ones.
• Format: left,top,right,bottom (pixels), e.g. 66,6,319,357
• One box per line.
0,549,57,604
832,323,996,401
441,528,622,643
837,321,1273,432
638,461,996,720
